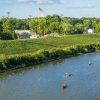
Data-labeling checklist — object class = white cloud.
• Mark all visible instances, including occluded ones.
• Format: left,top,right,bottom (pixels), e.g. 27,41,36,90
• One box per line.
16,0,69,4
17,0,54,4
60,0,69,3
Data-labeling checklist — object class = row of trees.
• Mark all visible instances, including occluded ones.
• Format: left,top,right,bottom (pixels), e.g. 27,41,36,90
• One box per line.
1,15,100,39
28,15,97,35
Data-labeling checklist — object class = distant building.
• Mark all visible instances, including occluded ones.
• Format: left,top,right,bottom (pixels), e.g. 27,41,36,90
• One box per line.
30,33,40,38
84,28,96,34
15,30,31,39
43,33,61,37
15,30,40,39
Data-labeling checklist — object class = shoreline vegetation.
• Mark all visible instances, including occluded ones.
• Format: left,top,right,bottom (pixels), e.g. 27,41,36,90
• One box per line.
0,42,100,72
1,34,100,72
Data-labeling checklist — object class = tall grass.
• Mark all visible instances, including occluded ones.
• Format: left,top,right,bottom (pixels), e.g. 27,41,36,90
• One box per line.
0,43,100,71
0,34,100,71
1,34,100,55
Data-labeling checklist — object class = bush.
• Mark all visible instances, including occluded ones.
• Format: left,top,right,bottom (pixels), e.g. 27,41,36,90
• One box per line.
0,61,5,70
0,55,6,70
84,44,96,53
0,32,15,40
49,48,66,59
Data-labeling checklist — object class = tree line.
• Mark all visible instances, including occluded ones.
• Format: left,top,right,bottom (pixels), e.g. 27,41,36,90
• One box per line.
0,14,100,40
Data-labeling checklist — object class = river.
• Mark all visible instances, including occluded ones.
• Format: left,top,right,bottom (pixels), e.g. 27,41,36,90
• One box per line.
0,53,100,100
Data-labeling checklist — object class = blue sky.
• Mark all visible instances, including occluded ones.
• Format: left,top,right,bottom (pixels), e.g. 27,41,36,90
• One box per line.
0,0,100,18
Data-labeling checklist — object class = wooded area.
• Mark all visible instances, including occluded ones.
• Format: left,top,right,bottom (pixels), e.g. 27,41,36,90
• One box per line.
0,14,100,40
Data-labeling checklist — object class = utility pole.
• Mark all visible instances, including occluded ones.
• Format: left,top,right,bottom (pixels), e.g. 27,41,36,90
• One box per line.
7,12,10,18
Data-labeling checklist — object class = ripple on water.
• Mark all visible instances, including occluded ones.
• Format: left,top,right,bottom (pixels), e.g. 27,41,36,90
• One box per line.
0,53,100,100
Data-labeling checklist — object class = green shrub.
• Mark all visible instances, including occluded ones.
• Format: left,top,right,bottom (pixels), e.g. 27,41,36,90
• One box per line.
0,55,6,70
0,32,14,40
0,61,5,70
84,44,96,53
49,48,66,59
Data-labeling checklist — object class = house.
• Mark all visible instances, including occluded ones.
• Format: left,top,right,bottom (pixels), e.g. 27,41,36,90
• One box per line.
15,30,40,39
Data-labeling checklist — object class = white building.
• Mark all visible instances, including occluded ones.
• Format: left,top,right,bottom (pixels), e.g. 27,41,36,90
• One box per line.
15,30,40,39
84,28,95,34
87,29,95,34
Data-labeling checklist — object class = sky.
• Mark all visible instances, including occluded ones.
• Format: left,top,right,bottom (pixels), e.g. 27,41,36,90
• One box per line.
0,0,100,18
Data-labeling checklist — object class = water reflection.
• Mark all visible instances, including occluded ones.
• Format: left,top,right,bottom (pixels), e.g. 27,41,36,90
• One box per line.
0,59,65,78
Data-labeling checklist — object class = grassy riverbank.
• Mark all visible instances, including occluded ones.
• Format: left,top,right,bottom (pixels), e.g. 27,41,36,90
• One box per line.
1,34,100,71
0,34,100,55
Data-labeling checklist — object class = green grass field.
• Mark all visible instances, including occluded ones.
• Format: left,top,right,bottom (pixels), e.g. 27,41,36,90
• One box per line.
0,34,100,55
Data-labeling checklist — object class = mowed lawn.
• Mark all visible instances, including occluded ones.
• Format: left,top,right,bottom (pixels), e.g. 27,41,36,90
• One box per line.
0,34,100,55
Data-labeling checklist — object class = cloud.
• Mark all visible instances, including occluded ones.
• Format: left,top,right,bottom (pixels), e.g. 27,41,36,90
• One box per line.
17,0,54,4
16,0,69,4
16,0,100,9
66,5,100,9
60,0,69,3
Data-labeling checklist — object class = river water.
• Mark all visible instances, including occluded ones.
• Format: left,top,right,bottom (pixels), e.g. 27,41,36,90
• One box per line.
0,53,100,100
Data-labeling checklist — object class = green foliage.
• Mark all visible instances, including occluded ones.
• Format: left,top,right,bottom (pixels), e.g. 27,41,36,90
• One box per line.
0,32,15,40
3,18,15,32
1,15,100,37
96,22,100,33
0,55,6,70
29,15,62,34
0,21,3,33
75,23,84,34
60,21,73,34
0,43,100,70
0,34,100,71
16,19,29,30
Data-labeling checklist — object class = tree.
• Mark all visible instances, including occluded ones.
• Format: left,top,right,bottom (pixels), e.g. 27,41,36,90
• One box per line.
60,21,73,35
49,22,61,33
29,18,39,33
46,14,61,24
16,19,29,30
75,23,84,34
45,15,62,34
0,21,3,33
96,22,100,33
2,18,15,32
83,20,95,28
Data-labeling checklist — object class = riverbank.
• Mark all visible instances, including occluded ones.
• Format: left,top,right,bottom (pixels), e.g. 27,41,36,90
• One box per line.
1,34,100,55
1,34,100,72
0,43,100,72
